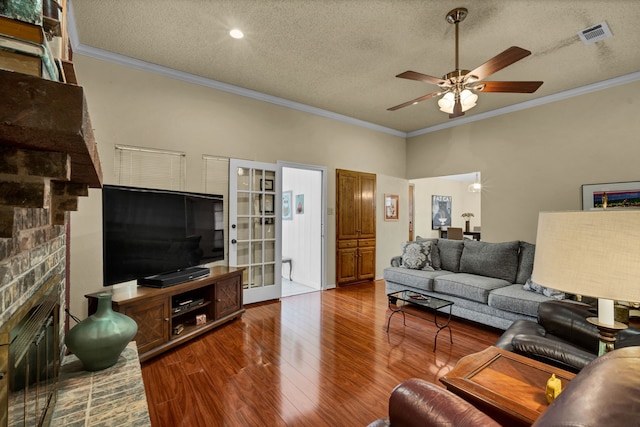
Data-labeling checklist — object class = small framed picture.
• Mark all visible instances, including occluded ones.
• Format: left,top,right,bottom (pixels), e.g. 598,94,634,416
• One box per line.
295,194,304,214
384,194,399,221
282,191,293,220
260,194,274,214
260,179,274,191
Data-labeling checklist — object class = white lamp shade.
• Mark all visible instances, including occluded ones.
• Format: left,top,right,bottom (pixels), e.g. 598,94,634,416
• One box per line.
532,210,640,303
438,90,478,114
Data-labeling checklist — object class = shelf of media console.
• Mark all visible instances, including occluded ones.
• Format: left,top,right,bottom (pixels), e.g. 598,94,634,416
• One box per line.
171,300,210,319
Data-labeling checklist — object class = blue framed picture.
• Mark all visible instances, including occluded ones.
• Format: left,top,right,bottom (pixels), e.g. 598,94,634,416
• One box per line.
282,191,293,220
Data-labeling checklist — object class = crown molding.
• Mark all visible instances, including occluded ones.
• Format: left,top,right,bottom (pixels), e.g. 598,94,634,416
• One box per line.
407,71,640,138
66,2,405,138
66,1,640,141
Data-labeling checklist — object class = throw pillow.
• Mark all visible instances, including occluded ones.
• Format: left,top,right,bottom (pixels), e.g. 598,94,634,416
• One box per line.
459,240,520,282
523,277,565,300
415,236,441,269
400,241,434,271
516,241,536,284
436,239,464,272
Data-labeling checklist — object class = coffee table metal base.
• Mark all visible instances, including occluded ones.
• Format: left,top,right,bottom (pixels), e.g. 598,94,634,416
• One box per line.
386,290,453,351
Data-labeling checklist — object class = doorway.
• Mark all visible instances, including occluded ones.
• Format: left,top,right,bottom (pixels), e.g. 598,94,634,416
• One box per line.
228,158,281,304
279,162,326,297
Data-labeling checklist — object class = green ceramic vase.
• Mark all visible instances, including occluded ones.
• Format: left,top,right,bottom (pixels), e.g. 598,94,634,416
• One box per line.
65,292,138,371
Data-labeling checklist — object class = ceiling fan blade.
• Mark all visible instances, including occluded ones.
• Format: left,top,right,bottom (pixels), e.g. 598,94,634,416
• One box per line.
475,81,543,93
387,91,442,111
466,46,532,82
396,71,446,86
449,97,464,119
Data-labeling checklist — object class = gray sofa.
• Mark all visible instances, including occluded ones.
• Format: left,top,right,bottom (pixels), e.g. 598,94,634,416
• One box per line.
384,238,566,330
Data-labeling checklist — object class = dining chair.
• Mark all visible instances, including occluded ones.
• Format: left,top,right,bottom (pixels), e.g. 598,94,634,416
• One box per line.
447,227,464,240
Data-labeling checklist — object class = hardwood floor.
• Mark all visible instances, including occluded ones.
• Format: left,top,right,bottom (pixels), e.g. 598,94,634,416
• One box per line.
141,280,501,426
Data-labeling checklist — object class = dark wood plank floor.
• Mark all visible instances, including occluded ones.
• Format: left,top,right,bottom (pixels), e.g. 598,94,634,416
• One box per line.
141,280,502,426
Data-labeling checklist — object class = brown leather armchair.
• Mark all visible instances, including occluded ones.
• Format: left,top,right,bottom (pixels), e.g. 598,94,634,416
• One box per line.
367,378,500,427
368,346,640,426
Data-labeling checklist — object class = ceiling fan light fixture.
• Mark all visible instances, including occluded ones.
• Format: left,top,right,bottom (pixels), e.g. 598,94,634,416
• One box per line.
438,90,477,114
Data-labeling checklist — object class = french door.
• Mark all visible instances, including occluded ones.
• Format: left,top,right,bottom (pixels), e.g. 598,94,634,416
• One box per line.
229,159,281,304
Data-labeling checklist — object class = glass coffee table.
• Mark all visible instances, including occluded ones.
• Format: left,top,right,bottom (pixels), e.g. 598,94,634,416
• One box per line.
386,290,454,351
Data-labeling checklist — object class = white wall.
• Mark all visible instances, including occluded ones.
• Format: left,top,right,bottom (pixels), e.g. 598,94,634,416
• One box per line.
282,167,322,289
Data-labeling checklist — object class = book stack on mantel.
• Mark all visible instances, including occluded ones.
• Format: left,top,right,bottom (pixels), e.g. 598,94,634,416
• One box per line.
0,15,60,81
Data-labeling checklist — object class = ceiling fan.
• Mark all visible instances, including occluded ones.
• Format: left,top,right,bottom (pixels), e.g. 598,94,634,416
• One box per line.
388,7,543,119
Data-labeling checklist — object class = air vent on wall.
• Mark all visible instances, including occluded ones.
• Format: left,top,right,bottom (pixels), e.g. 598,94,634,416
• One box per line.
578,21,613,45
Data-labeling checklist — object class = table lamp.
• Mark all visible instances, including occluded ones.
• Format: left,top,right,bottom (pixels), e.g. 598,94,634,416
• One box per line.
532,210,640,355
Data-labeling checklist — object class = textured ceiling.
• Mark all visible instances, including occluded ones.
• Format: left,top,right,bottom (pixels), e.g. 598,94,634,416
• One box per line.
70,0,640,133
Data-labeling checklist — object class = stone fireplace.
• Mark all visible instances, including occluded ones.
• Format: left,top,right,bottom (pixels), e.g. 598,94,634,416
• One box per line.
0,69,103,427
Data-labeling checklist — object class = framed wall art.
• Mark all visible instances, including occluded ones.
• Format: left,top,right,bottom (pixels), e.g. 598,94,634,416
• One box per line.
432,195,452,229
282,191,293,220
384,194,399,221
295,194,304,214
581,181,640,210
260,194,274,214
260,179,274,191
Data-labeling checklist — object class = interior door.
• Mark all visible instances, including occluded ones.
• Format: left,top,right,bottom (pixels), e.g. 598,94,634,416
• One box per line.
229,159,281,304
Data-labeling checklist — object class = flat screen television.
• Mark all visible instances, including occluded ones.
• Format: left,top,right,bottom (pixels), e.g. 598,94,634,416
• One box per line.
102,185,224,286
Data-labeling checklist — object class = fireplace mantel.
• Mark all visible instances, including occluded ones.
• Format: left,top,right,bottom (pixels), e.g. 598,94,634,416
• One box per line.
0,68,103,238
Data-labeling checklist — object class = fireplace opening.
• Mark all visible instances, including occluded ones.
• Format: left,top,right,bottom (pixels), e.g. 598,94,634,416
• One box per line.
2,281,60,427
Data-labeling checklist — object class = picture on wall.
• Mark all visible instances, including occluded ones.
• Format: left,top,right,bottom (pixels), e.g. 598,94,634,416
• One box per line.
260,194,274,214
582,181,640,210
432,195,452,229
295,194,304,214
282,191,293,220
260,179,274,191
384,194,399,221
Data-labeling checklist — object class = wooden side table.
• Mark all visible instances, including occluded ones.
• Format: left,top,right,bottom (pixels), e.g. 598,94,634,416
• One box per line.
440,346,575,426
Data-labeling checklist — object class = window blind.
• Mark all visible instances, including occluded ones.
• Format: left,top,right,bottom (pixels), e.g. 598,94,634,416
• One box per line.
115,145,185,190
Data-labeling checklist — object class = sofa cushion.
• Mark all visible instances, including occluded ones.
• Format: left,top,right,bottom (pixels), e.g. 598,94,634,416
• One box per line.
434,273,511,304
459,240,520,282
489,284,551,317
383,267,450,292
415,236,441,269
400,241,434,271
516,241,536,284
436,239,464,273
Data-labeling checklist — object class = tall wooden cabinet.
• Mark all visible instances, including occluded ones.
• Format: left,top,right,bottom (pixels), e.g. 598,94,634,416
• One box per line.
336,169,376,286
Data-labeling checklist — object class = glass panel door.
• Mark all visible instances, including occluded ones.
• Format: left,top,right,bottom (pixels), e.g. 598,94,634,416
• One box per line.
229,159,280,304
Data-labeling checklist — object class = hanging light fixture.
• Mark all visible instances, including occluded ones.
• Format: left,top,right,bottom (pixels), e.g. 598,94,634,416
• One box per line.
438,89,478,114
468,172,481,192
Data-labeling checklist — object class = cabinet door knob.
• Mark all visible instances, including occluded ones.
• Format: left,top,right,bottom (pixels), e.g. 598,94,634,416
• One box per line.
231,239,237,244
164,318,169,322
217,298,222,302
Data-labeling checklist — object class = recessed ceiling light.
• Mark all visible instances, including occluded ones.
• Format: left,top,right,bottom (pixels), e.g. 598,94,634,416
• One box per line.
229,29,244,39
